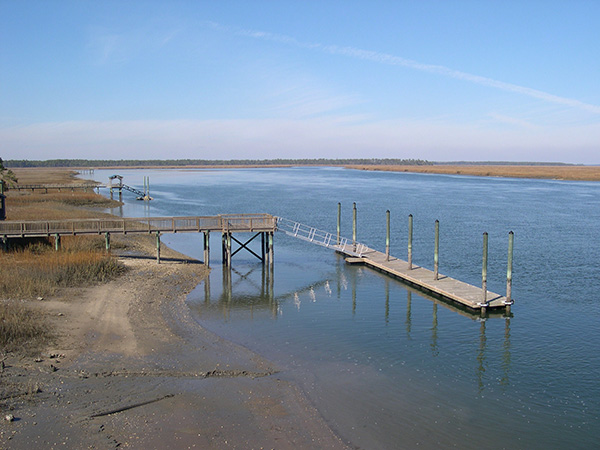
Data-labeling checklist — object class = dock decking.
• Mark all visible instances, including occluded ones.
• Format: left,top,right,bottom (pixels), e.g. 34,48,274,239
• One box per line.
0,214,277,237
343,249,510,311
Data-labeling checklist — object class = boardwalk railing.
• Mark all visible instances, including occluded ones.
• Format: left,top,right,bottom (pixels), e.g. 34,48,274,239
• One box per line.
0,214,277,237
275,217,371,257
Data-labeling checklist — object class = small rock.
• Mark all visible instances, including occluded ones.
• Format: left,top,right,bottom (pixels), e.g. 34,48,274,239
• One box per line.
57,312,64,317
37,296,44,301
35,357,43,363
5,414,14,422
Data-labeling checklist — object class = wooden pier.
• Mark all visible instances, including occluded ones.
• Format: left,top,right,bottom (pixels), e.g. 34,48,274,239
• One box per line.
344,249,510,311
1,212,513,313
276,216,513,313
0,214,277,267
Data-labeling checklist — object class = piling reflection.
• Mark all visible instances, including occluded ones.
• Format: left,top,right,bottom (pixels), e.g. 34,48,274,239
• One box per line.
477,318,487,394
501,317,512,387
431,303,439,357
197,258,513,391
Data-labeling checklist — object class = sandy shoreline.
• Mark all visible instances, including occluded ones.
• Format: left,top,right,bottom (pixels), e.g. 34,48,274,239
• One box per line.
0,236,347,449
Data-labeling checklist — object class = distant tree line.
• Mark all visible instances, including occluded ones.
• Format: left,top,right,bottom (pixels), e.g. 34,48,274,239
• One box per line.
4,158,432,168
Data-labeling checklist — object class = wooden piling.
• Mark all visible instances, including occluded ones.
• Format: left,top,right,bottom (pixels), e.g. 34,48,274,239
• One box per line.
433,220,439,280
156,231,161,263
408,214,413,270
482,232,488,304
337,202,341,245
385,210,390,261
204,231,210,267
105,232,110,252
54,233,61,251
352,202,357,249
506,231,514,312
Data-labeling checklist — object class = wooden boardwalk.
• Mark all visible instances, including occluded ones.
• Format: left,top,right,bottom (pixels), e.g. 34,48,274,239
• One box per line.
1,214,511,311
0,214,277,237
342,248,510,311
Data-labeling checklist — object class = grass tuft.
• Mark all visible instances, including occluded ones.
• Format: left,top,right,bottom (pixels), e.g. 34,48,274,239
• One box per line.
0,300,48,351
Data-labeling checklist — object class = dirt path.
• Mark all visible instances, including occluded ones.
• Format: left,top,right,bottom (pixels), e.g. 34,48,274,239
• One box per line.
0,244,348,449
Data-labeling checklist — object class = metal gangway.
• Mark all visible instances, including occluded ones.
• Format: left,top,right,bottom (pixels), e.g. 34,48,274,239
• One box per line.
275,217,372,258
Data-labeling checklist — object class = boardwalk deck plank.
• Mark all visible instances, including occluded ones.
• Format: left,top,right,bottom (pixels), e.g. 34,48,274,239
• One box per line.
338,247,509,311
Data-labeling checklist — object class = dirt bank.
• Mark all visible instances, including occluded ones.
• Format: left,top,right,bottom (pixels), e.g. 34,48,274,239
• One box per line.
0,238,347,449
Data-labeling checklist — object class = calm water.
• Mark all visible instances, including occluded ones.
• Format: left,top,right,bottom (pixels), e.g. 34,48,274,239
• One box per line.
95,167,600,449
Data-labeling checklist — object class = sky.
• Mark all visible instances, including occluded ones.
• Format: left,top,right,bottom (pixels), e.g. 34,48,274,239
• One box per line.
1,1,599,163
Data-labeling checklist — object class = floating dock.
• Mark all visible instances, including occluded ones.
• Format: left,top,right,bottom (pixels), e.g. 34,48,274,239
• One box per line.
343,249,510,311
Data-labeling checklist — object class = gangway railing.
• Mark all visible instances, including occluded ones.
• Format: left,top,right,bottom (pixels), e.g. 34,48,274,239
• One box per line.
275,217,371,257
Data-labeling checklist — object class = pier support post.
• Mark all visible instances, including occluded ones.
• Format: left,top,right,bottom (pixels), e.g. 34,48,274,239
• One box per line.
110,187,113,200
433,220,439,280
482,232,488,305
408,214,413,270
54,233,61,251
268,232,274,266
105,232,110,253
385,210,390,261
118,188,122,202
352,202,357,250
156,231,161,264
1,236,8,252
203,231,210,267
337,202,341,245
506,231,514,313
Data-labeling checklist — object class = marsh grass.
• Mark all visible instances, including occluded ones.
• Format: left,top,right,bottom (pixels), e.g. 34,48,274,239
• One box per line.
0,245,126,299
1,169,128,352
347,164,600,181
0,299,49,352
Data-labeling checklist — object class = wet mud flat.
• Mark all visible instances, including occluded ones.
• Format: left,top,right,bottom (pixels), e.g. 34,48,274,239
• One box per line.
0,238,346,449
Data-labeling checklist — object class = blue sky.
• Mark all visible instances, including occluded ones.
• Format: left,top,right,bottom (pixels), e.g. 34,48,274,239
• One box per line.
1,1,599,163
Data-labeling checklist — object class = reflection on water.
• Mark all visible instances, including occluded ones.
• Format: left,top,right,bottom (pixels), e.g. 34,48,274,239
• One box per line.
190,256,519,448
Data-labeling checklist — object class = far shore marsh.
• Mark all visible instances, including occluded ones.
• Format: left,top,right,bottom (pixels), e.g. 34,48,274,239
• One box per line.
346,164,600,181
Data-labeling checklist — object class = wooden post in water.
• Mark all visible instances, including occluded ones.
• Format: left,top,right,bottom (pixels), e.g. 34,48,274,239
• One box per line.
105,232,110,253
221,233,226,265
482,232,488,305
337,202,341,245
433,220,439,280
385,210,390,261
204,231,210,267
226,233,232,267
352,202,357,250
110,187,114,200
408,214,413,270
506,231,514,312
268,232,274,266
156,231,161,264
54,233,61,251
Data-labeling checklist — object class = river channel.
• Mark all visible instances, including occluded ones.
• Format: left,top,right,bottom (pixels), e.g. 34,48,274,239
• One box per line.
95,167,600,449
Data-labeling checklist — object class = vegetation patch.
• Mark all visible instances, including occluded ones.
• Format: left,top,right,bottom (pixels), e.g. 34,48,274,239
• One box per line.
0,300,48,352
0,244,126,300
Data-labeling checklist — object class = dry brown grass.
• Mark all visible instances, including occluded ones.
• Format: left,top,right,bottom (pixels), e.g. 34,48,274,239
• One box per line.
1,168,126,353
346,165,600,181
0,300,48,352
10,167,91,185
0,246,125,299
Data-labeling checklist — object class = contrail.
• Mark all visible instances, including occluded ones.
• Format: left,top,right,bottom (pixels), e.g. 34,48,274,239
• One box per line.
224,24,600,115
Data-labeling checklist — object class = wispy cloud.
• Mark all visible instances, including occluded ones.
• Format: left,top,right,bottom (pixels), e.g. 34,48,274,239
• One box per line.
215,24,600,115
